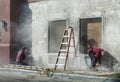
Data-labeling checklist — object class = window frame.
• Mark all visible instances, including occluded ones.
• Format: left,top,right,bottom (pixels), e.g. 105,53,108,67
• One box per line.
48,19,67,53
79,17,104,54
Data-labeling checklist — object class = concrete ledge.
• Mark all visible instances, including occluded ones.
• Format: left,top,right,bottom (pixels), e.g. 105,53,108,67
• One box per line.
0,68,38,75
72,71,112,76
50,72,120,82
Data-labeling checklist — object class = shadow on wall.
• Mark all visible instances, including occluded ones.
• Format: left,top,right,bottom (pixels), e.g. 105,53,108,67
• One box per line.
80,35,87,54
101,51,118,71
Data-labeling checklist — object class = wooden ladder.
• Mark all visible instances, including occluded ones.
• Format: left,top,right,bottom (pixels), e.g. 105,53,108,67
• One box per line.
54,26,76,71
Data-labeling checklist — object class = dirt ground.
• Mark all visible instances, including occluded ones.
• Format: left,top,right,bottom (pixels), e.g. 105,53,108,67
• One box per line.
0,68,119,82
0,72,101,82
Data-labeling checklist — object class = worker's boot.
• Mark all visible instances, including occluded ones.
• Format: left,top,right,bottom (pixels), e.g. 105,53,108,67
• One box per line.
96,63,101,66
90,66,98,71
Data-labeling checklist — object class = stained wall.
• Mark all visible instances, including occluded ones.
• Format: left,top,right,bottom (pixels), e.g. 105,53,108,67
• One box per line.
20,0,120,70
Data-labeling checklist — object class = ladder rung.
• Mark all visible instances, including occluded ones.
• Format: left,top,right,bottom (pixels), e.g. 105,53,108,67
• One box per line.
58,57,66,59
63,36,69,38
65,28,69,30
55,64,64,66
61,42,69,45
60,54,66,56
60,49,67,52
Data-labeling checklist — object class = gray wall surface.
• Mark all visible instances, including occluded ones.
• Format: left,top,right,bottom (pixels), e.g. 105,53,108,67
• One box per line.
20,0,120,71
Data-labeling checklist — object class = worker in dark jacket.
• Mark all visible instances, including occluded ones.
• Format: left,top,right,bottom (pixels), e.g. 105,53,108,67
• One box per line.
16,47,28,65
87,39,104,70
87,48,104,70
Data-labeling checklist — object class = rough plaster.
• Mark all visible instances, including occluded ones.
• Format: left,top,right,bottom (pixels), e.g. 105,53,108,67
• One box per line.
20,0,120,70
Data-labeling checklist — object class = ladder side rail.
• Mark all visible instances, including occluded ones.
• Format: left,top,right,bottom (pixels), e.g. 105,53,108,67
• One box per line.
54,48,63,70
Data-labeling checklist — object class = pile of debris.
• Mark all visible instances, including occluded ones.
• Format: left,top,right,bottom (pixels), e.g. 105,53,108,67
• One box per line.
0,64,53,76
113,62,120,73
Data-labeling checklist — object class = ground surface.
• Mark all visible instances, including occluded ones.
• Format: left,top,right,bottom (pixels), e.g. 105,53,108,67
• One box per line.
0,71,101,82
0,68,120,82
0,70,81,82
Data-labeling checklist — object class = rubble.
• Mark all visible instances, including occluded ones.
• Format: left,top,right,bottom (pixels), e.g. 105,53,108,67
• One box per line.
0,64,52,76
113,62,120,73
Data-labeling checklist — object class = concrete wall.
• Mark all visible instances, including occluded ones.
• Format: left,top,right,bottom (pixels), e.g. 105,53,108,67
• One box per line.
21,0,120,70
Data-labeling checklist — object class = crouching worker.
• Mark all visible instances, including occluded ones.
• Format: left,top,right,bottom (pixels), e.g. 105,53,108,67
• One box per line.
16,47,28,65
87,48,104,70
87,39,104,70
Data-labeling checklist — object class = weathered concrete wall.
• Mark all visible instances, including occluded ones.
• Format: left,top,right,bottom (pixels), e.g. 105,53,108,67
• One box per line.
20,0,120,70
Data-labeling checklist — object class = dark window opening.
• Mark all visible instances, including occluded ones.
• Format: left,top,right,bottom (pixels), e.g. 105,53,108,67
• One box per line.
79,17,102,54
48,20,66,53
